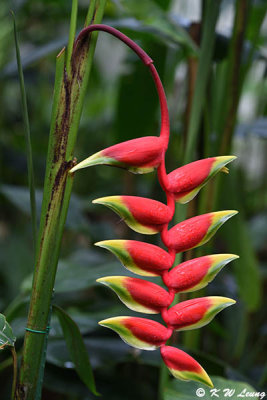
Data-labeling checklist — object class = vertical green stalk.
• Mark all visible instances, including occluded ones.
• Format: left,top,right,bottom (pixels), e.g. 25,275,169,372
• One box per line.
211,0,250,211
12,13,37,253
220,0,250,155
15,2,106,399
183,0,221,164
158,363,168,400
66,0,78,76
174,0,221,246
11,347,18,400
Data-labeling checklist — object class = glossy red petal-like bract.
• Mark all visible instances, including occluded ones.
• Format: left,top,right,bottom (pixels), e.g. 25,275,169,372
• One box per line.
167,158,214,198
160,346,213,387
166,156,236,203
125,277,173,312
163,211,237,253
163,297,211,330
163,297,235,331
163,256,212,292
161,345,202,372
127,241,174,275
162,254,238,293
123,196,173,231
164,213,212,252
124,317,172,346
103,136,165,168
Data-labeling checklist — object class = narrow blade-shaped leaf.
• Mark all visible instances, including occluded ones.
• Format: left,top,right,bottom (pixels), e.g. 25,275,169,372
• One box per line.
54,305,98,395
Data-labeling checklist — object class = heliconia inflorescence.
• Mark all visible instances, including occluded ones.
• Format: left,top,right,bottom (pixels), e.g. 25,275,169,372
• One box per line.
70,24,239,388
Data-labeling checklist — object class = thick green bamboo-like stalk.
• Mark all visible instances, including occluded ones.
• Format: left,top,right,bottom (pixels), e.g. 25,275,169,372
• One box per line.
15,2,106,399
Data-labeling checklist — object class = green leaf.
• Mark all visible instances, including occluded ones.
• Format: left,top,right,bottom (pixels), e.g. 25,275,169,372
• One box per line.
219,171,262,311
114,42,164,142
12,11,37,253
183,0,221,163
53,305,99,396
117,0,197,53
0,314,16,349
46,336,161,369
164,376,257,400
0,184,89,231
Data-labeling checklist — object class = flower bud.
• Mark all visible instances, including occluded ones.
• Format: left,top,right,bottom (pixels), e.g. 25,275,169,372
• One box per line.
70,136,166,174
97,276,172,314
163,296,236,331
163,254,239,293
99,316,172,350
164,210,238,253
160,346,213,387
95,240,174,276
93,196,173,234
167,156,236,204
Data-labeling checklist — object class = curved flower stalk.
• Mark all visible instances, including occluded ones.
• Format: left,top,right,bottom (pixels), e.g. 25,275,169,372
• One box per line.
70,24,238,388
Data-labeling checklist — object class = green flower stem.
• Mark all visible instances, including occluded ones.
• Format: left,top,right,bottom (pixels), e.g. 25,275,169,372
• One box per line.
158,363,169,400
15,2,106,399
11,347,18,400
66,0,78,77
220,0,250,155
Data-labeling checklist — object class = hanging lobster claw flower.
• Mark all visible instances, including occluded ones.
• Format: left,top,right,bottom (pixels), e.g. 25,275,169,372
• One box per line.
99,316,172,350
164,210,238,253
70,136,166,174
160,346,213,387
163,254,239,293
166,156,236,204
95,240,174,276
93,196,173,235
162,296,235,331
97,276,172,314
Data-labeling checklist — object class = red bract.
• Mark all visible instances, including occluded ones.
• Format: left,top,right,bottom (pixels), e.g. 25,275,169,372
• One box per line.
162,297,235,331
127,240,174,275
99,316,172,350
95,240,175,276
160,346,213,387
93,196,173,234
71,24,238,387
163,210,237,253
162,254,238,293
70,136,166,174
97,276,173,313
166,156,236,203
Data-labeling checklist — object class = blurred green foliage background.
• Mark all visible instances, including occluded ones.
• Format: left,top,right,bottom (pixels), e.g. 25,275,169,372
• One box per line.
0,0,266,399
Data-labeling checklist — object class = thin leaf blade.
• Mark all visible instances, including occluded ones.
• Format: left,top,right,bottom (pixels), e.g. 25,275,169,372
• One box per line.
53,305,99,396
12,11,37,252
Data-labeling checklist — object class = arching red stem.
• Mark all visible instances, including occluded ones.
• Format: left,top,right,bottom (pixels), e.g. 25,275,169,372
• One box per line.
74,24,170,145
